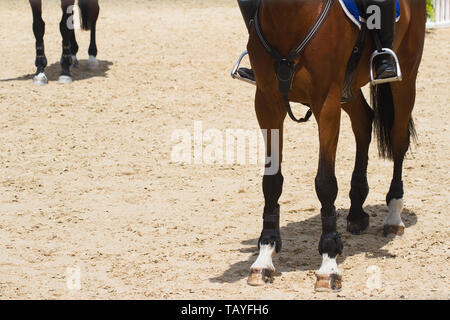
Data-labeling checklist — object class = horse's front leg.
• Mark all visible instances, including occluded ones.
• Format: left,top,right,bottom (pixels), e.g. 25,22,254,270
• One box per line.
30,0,47,85
58,0,76,84
248,89,285,286
313,87,344,292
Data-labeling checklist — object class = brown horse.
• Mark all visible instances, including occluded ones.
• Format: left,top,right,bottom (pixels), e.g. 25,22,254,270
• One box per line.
244,0,426,291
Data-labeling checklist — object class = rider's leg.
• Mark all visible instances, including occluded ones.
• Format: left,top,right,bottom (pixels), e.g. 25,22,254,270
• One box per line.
237,0,259,33
235,0,259,82
361,0,397,79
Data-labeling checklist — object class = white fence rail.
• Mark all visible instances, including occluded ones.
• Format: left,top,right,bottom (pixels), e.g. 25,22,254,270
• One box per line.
427,0,450,28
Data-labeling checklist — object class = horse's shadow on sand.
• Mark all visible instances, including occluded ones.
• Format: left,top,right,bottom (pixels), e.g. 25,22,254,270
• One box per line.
0,59,113,83
211,204,417,283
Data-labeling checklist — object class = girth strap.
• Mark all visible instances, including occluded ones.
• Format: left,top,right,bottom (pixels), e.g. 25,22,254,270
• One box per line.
254,0,334,123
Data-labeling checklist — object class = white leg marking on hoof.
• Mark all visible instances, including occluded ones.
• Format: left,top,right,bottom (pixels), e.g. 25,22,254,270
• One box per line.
385,198,405,227
251,244,276,271
87,55,99,70
58,75,73,84
33,72,48,85
317,254,341,275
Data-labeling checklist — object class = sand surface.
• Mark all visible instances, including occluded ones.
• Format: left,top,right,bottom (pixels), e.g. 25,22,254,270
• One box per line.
0,0,448,299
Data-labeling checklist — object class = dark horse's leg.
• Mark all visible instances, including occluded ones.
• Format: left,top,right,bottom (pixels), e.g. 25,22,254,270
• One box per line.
58,0,76,84
247,89,285,286
313,86,344,292
343,90,374,234
78,0,100,69
68,5,79,68
69,30,79,68
29,0,48,85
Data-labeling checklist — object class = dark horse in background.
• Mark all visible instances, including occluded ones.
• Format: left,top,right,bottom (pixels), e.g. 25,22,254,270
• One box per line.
235,0,426,291
29,0,100,85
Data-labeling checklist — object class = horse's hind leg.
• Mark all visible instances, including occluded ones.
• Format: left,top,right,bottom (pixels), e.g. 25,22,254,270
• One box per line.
342,90,374,234
383,78,418,237
58,0,76,84
314,86,344,292
379,4,425,237
29,0,48,85
248,89,285,286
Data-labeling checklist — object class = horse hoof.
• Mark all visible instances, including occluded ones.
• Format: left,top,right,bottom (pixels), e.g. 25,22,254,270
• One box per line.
383,225,404,237
247,268,274,286
33,73,48,85
87,56,99,70
347,216,369,235
72,55,79,68
315,274,342,292
58,75,73,84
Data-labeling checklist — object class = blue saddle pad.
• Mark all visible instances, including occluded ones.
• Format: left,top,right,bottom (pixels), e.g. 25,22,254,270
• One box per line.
339,0,400,29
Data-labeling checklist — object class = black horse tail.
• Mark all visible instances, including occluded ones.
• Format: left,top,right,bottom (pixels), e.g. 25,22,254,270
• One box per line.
78,0,92,31
372,83,417,160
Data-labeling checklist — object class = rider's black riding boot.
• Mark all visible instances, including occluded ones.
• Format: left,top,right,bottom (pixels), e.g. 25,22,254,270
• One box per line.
361,0,397,79
236,0,259,82
238,0,259,33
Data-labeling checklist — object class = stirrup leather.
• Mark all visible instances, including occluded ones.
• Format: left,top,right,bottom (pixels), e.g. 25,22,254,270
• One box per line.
370,48,402,85
231,50,256,85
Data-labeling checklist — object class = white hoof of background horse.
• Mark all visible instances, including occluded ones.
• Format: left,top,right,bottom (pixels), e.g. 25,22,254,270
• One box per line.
33,73,48,85
315,254,342,292
248,244,276,286
384,198,405,237
87,55,99,70
58,75,73,84
72,55,79,68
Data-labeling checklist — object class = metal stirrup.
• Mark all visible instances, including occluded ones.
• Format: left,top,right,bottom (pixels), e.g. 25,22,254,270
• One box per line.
231,50,256,85
369,48,403,85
